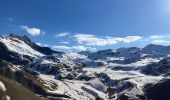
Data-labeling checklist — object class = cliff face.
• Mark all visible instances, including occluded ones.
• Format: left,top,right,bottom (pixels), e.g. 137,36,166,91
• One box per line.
0,59,71,100
0,60,44,94
144,78,170,100
0,75,42,100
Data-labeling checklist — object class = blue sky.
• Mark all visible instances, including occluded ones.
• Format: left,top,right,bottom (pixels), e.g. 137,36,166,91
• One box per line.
1,0,170,51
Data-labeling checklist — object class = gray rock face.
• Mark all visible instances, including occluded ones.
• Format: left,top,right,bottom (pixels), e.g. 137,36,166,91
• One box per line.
144,78,170,100
142,44,170,55
9,34,63,55
141,57,170,76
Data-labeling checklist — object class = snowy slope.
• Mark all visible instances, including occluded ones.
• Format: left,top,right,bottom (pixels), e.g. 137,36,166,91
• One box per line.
142,44,170,55
0,36,44,57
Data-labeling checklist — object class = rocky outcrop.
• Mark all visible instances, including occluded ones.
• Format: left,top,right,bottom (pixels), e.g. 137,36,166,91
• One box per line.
142,44,170,55
0,41,32,65
0,59,72,99
141,57,170,76
116,81,146,100
9,34,63,55
0,42,17,62
0,81,9,100
144,78,170,100
0,60,46,95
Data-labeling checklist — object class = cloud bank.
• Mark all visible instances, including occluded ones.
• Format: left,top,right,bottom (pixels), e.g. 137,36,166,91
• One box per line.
73,33,142,46
21,26,43,36
55,32,70,37
52,45,96,51
149,35,170,45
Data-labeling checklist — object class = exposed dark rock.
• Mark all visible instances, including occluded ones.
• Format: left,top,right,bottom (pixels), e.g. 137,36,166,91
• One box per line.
144,78,170,100
116,81,136,93
77,74,95,81
95,72,116,86
118,93,129,100
81,86,103,99
106,87,116,100
0,61,46,95
142,44,170,55
9,33,63,55
141,57,170,76
87,49,117,60
111,66,135,71
0,42,17,62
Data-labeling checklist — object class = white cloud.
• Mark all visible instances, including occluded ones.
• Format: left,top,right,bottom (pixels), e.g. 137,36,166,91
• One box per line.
122,36,143,43
148,35,170,45
36,42,49,47
59,41,69,44
86,47,97,51
21,26,43,36
52,45,71,50
149,35,170,39
73,33,142,46
149,35,163,39
8,18,13,21
152,40,170,44
36,42,42,46
72,46,87,51
55,32,70,37
52,45,96,51
42,31,46,35
43,44,49,47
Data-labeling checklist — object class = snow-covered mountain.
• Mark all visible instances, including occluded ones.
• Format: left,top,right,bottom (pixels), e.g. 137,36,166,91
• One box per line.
0,34,170,100
142,44,170,55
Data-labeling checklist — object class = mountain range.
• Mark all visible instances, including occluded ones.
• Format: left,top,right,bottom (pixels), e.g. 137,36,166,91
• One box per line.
0,34,170,100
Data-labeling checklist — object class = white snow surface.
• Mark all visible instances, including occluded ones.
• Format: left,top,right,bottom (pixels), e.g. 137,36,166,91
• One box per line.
38,55,163,99
0,36,44,57
5,96,10,100
0,81,6,92
63,52,87,60
125,58,160,67
39,74,106,100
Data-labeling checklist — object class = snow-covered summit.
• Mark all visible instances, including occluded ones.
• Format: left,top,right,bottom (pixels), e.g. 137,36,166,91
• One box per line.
0,34,44,57
142,44,170,55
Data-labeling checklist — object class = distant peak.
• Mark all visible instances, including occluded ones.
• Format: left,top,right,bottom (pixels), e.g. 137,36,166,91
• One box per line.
150,44,165,46
8,33,32,44
144,44,166,48
9,33,17,37
22,35,31,42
